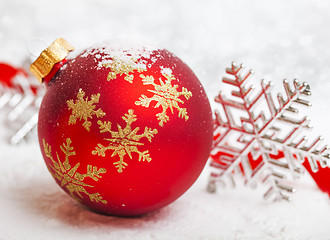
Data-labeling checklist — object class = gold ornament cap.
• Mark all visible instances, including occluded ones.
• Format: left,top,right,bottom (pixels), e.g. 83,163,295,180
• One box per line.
30,38,74,83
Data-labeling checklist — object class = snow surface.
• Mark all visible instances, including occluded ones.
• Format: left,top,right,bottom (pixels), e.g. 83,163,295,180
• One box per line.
1,0,330,239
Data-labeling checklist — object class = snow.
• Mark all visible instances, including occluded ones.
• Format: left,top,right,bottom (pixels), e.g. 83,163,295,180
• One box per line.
1,0,330,239
78,40,159,74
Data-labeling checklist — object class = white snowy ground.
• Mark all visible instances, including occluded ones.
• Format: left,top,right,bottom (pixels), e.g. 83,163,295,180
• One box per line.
1,0,330,239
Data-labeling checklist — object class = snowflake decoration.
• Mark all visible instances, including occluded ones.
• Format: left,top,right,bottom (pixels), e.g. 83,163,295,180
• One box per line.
102,56,146,83
92,109,158,173
208,63,330,201
43,138,107,204
135,70,192,127
0,65,45,144
67,88,105,131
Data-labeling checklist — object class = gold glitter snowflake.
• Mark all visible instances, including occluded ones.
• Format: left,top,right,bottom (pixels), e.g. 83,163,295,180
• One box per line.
43,138,107,204
135,70,192,127
67,89,105,131
102,56,146,83
92,109,158,173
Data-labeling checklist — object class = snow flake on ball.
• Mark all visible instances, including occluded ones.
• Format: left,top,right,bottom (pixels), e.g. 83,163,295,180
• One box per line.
135,69,193,127
43,138,107,204
82,43,157,84
67,89,106,131
92,109,158,173
102,56,147,83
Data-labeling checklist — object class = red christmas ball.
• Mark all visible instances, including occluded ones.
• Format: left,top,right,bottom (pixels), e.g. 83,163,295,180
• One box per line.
34,39,213,216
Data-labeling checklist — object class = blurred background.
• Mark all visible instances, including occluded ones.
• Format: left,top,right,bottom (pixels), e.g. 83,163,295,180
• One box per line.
1,0,330,239
1,0,330,137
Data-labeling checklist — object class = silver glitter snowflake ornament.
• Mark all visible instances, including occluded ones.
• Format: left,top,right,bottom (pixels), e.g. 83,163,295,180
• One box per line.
208,62,330,201
0,63,44,144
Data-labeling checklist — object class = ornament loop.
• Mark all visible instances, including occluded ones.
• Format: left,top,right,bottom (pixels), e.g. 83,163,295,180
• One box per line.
29,38,74,83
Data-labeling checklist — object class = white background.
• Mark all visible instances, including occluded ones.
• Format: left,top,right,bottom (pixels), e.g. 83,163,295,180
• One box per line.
1,0,330,239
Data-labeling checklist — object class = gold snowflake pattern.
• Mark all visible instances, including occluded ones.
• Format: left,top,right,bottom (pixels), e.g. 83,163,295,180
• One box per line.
92,109,158,173
67,89,105,131
135,70,193,127
102,56,146,83
43,138,107,204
